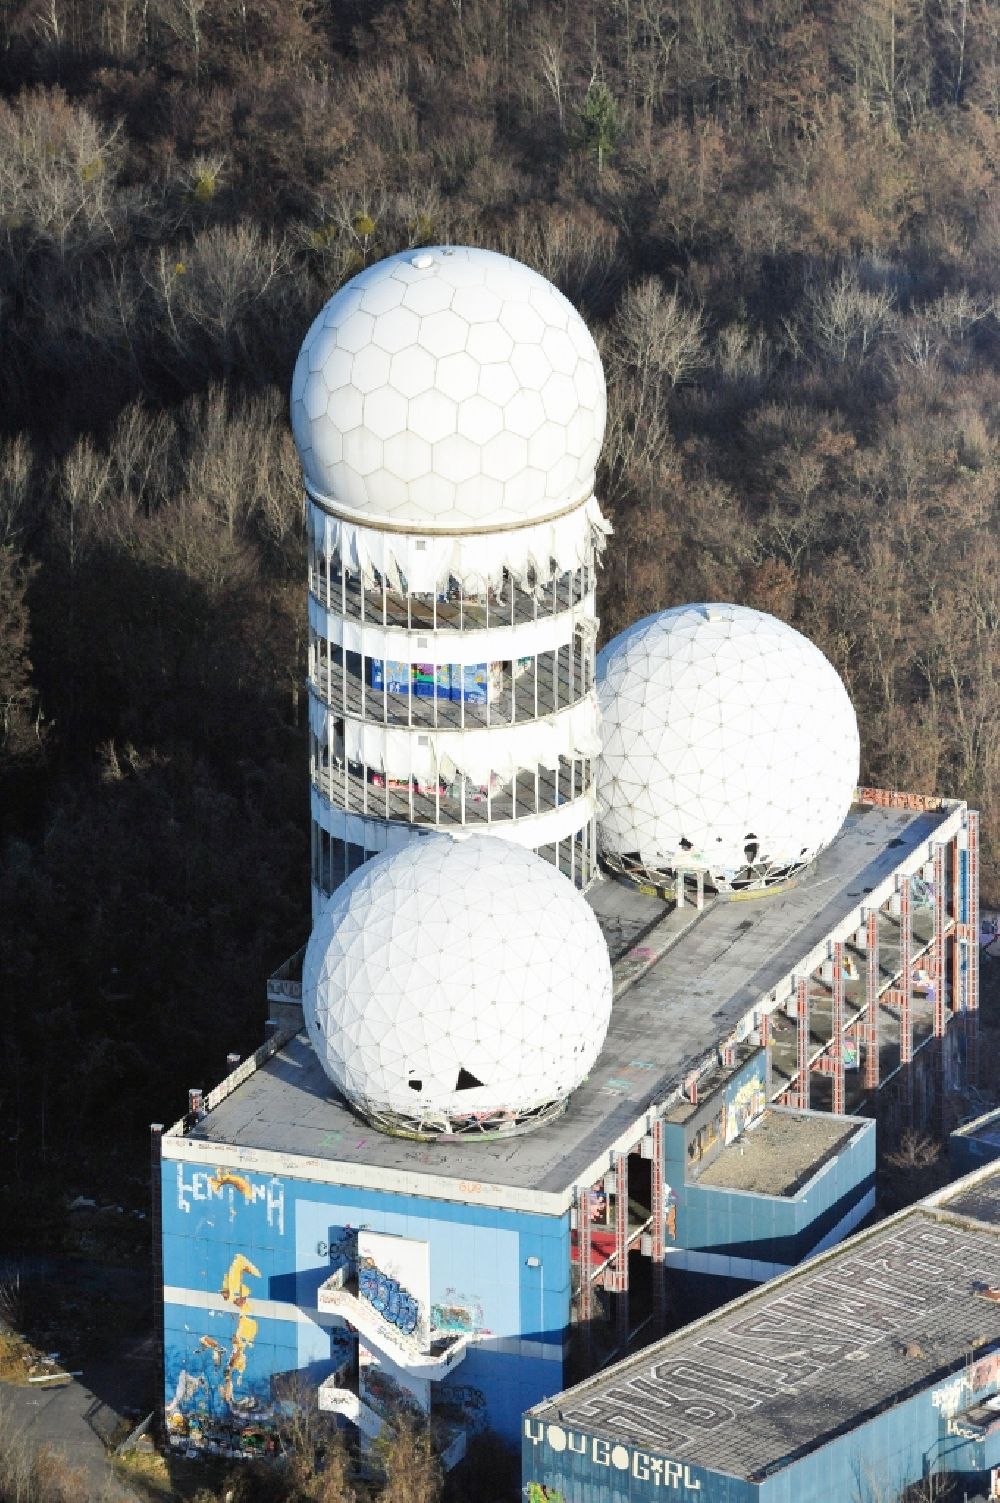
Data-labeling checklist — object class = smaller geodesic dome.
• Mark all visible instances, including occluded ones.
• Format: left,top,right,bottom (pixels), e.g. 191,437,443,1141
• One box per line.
302,834,613,1137
596,604,860,892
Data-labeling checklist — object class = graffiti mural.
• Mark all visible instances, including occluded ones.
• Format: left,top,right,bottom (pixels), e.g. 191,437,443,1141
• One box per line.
359,1258,421,1336
431,1290,486,1334
357,1229,431,1350
176,1162,285,1235
439,1382,489,1434
687,1110,724,1169
724,1072,766,1145
360,1354,428,1425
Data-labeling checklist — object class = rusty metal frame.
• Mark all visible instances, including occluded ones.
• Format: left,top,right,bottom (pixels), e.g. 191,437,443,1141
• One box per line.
831,940,846,1116
933,843,947,1039
576,1183,592,1323
796,977,810,1109
966,810,980,1085
898,876,913,1118
864,909,880,1091
651,1118,667,1329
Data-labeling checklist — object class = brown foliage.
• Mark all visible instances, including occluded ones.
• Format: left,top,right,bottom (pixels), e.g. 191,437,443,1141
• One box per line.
1,0,1000,1253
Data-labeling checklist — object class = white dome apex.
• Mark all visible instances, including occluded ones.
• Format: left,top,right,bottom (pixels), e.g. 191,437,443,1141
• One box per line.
596,604,860,892
290,247,606,534
302,834,613,1138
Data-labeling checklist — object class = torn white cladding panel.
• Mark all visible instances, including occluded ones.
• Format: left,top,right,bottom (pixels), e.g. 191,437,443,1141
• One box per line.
301,833,613,1139
290,246,610,905
596,603,860,893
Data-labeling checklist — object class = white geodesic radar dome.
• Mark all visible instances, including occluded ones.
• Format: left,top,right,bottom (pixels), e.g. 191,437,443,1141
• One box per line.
302,834,613,1137
596,604,860,892
290,247,606,532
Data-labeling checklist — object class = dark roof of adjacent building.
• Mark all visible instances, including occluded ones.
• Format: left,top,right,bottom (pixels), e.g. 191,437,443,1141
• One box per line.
530,1165,1000,1479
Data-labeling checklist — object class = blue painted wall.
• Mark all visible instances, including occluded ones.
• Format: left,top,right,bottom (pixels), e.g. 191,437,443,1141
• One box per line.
522,1418,754,1503
161,1155,570,1447
758,1369,1000,1503
950,1107,1000,1176
663,1113,875,1273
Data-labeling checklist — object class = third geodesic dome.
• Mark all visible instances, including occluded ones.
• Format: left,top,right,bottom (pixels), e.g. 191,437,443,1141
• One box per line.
596,604,860,892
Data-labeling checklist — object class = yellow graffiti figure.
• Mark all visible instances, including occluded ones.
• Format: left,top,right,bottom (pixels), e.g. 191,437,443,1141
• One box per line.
221,1252,260,1308
209,1169,254,1205
222,1313,258,1404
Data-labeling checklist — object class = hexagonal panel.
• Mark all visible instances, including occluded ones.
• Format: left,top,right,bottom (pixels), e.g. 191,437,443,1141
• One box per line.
456,394,504,446
504,389,546,440
342,426,384,478
372,306,421,355
336,310,377,354
350,344,392,396
500,300,546,344
541,373,579,426
435,351,480,403
481,431,529,483
389,346,438,399
433,432,480,485
363,387,409,442
401,276,456,318
467,322,514,365
451,286,504,324
383,431,434,484
419,309,469,359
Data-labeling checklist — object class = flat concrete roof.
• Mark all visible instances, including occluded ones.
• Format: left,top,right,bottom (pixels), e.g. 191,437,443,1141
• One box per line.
940,1169,1000,1227
179,801,953,1207
530,1167,1000,1480
953,1106,1000,1154
694,1109,861,1198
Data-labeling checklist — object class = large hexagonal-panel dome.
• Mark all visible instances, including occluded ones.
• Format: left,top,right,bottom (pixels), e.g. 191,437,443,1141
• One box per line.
596,604,860,892
290,247,606,533
302,834,613,1137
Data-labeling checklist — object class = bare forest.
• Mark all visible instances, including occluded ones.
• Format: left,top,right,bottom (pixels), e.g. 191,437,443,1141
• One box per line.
1,0,1000,1230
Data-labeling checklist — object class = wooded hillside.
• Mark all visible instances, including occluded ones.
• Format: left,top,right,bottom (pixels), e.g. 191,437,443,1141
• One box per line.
1,0,998,1222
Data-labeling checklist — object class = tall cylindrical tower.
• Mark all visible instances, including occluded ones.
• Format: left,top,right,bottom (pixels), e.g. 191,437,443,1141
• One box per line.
290,247,610,913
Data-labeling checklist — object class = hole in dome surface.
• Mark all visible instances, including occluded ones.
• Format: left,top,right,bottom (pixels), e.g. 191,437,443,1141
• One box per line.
455,1067,485,1091
679,837,693,851
408,1078,423,1092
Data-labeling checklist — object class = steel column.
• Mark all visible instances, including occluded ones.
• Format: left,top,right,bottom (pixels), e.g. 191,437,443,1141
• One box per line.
898,876,913,1122
967,810,980,1085
651,1119,667,1331
613,1151,629,1349
952,835,963,1013
932,843,947,1039
796,978,810,1109
864,910,880,1091
576,1184,592,1324
760,1009,772,1099
831,941,846,1116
